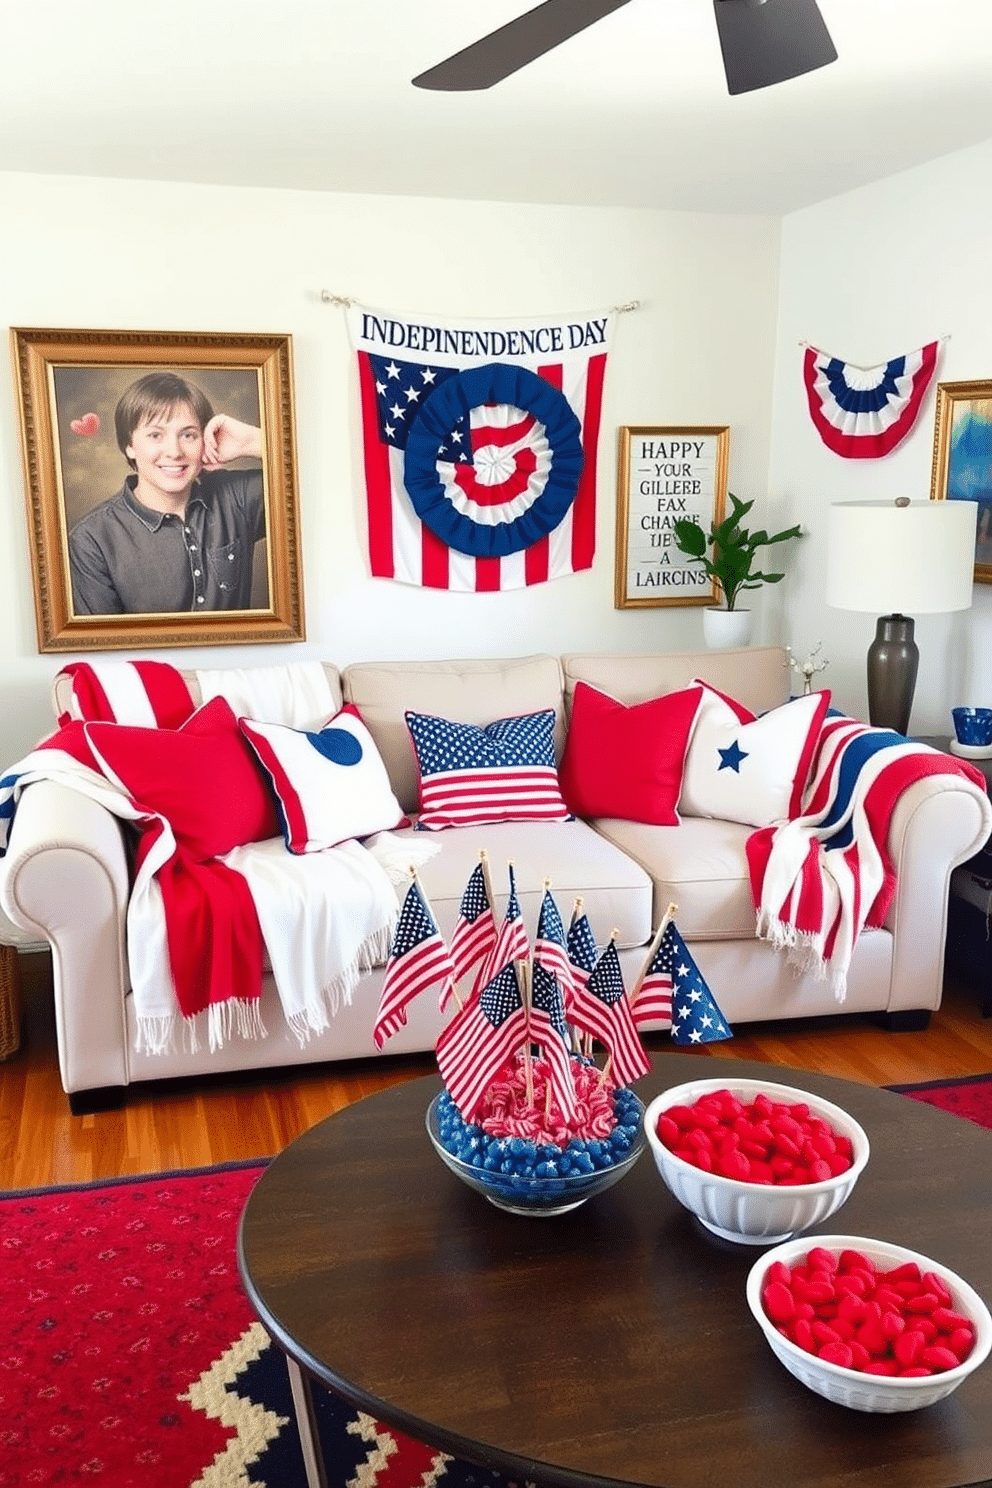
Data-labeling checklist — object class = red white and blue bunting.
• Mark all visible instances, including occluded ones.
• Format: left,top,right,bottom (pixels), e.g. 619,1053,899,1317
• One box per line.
347,302,615,591
802,341,940,459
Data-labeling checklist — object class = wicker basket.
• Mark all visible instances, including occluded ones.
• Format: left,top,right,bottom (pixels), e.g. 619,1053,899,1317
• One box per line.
0,944,22,1061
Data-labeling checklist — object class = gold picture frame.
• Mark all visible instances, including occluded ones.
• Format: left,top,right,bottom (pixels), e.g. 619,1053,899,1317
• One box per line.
614,425,729,608
11,327,305,651
930,378,992,584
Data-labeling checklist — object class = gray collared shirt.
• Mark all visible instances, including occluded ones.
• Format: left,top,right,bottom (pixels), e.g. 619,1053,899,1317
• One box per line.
68,470,267,615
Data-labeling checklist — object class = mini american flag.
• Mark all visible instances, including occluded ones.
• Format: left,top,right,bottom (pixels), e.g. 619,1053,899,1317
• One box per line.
645,921,733,1046
445,860,497,1009
534,888,575,1002
406,709,571,831
435,963,530,1122
568,939,650,1087
566,909,598,990
529,960,577,1119
478,862,531,989
372,879,455,1050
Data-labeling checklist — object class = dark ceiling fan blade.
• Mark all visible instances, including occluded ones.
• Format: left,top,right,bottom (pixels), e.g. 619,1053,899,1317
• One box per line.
713,0,837,95
412,0,634,90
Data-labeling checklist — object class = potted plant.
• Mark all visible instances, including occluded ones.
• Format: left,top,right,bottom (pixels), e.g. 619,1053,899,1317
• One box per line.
671,492,802,648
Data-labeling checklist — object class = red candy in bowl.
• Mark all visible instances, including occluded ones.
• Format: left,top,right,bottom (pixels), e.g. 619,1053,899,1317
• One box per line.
644,1077,870,1244
747,1235,992,1411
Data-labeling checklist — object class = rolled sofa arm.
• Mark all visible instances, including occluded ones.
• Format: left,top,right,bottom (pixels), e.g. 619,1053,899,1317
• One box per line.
0,780,132,1093
883,773,992,1014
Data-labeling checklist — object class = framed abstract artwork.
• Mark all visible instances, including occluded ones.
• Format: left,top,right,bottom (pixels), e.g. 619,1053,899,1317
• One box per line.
930,378,992,583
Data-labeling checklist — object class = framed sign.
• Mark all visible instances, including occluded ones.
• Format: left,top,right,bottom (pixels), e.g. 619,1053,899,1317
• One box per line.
11,327,305,651
614,425,729,608
930,378,992,583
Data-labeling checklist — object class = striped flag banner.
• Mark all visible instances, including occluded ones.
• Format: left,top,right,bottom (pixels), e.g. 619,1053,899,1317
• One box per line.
348,302,614,591
802,341,939,459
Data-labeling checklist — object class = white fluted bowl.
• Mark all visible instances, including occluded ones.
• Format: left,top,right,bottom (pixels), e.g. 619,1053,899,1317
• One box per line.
747,1235,992,1411
644,1076,869,1245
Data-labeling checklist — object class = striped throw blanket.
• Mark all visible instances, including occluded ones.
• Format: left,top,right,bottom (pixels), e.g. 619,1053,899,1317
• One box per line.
746,715,987,998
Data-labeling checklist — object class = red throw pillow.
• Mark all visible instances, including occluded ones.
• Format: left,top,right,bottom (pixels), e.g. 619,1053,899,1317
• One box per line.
86,695,279,861
560,681,703,824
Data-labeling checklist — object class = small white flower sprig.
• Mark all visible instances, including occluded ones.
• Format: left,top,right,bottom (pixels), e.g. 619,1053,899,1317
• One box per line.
785,641,829,696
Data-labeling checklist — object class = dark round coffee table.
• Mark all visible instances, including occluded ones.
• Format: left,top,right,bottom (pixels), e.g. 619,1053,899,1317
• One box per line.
238,1055,992,1488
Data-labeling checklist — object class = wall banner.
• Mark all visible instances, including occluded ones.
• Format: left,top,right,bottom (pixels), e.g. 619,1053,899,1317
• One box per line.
347,304,615,591
802,341,939,459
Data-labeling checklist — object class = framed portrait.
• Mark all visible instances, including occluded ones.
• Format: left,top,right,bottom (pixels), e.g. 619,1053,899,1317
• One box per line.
930,378,992,584
11,327,306,651
614,425,729,608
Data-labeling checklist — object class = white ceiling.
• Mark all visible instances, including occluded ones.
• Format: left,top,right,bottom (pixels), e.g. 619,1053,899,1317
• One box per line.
4,0,992,217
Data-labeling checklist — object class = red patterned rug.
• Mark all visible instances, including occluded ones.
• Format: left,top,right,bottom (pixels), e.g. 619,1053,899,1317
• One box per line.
0,1162,520,1488
3,1075,991,1487
888,1070,992,1127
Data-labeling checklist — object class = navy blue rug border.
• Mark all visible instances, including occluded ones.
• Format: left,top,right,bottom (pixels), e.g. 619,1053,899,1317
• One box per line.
886,1071,992,1094
0,1155,269,1202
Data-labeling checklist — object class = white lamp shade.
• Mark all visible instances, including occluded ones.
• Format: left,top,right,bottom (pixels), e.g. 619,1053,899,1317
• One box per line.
826,499,977,614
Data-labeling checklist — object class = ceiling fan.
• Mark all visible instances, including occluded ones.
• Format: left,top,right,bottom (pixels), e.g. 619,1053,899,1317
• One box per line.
412,0,838,96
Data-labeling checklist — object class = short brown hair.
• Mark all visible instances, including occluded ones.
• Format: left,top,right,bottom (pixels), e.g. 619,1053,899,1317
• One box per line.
115,373,214,468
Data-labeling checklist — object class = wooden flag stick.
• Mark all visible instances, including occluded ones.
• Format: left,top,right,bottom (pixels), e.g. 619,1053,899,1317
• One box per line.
629,901,678,1011
479,847,497,915
520,955,535,1106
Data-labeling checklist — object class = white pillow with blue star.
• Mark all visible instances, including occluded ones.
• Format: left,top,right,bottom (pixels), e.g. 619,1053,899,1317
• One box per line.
679,683,830,827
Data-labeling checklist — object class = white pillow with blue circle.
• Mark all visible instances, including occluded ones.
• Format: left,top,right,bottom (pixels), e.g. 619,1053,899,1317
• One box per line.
239,705,405,853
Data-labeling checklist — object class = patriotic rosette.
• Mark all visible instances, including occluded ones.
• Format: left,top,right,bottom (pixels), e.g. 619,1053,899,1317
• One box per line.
802,341,939,459
403,361,584,559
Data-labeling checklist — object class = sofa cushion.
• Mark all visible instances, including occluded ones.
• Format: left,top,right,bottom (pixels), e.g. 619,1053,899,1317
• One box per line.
342,655,566,815
559,680,702,825
589,815,758,940
400,819,653,952
85,696,280,862
562,647,790,717
240,705,405,853
405,709,572,831
679,685,830,827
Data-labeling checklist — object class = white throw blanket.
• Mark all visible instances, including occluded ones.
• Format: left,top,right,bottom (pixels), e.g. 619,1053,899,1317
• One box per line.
196,662,338,729
3,660,442,1055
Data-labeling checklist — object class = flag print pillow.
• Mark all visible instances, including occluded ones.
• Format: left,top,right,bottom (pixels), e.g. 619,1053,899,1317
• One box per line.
559,680,703,825
239,705,406,854
678,683,831,828
405,708,573,831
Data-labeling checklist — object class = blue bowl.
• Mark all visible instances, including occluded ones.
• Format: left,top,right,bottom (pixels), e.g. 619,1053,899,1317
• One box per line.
952,707,992,747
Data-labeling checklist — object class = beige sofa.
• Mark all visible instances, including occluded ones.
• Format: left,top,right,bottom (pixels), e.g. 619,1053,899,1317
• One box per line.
2,646,989,1112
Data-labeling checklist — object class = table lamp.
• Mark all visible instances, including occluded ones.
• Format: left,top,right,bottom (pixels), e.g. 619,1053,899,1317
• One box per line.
826,498,976,735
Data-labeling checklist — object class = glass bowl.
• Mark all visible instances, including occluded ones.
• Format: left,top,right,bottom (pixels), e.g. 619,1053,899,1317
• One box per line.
426,1087,646,1216
644,1077,870,1245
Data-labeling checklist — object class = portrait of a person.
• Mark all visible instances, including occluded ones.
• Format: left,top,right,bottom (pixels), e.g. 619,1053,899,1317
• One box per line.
67,371,268,616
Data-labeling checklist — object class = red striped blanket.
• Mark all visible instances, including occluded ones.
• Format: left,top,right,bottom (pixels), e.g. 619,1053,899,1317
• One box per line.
746,715,988,997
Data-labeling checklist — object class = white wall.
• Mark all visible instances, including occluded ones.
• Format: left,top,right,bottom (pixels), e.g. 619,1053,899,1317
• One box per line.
771,138,992,734
0,171,781,760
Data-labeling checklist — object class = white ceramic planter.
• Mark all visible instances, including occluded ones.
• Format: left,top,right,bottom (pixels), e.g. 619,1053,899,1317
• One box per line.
702,607,753,649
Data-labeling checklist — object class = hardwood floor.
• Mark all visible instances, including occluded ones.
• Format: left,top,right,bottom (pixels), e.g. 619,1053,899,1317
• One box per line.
1,949,990,1191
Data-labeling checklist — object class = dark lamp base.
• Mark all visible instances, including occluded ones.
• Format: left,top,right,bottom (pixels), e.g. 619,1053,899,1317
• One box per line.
866,614,918,736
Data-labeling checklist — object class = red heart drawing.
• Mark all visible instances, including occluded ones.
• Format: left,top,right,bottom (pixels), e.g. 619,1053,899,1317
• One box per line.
70,413,100,436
